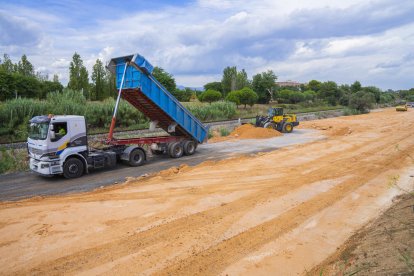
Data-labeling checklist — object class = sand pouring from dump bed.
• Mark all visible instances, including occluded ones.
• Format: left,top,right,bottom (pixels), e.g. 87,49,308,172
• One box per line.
230,124,283,139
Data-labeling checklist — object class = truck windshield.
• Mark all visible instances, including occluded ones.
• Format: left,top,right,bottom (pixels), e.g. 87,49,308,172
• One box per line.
28,122,49,140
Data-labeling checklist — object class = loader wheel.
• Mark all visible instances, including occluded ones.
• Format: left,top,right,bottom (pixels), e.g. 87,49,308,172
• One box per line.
129,149,145,167
63,158,84,179
169,142,183,158
282,123,293,133
183,140,197,156
263,122,275,129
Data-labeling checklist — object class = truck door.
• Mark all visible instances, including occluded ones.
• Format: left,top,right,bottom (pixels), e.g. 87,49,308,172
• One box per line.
50,121,69,155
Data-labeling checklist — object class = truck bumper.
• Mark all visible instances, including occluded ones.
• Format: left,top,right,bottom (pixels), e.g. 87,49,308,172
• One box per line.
30,158,63,176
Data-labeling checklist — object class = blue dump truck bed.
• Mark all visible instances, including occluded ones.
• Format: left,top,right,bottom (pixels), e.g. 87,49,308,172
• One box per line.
108,54,207,144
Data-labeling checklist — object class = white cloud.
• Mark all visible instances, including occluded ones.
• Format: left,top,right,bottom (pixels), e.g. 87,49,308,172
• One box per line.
1,0,413,89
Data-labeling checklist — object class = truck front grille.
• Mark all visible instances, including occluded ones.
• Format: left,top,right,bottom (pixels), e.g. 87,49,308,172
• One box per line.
29,147,42,155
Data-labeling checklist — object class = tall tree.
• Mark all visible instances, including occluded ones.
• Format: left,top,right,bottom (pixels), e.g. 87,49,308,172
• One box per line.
319,81,342,105
350,81,362,93
91,59,107,100
308,80,321,92
203,81,222,93
236,69,249,90
105,67,116,99
52,74,60,83
17,54,34,77
252,70,277,104
152,67,176,92
68,52,89,98
221,66,237,97
362,86,381,103
0,54,16,73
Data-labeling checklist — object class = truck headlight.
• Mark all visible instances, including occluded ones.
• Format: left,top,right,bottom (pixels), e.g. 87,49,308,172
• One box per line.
41,152,59,159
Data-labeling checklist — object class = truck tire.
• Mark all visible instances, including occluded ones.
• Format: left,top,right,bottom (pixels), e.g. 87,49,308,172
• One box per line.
129,149,145,167
183,140,197,155
169,142,183,158
63,158,84,179
282,123,293,133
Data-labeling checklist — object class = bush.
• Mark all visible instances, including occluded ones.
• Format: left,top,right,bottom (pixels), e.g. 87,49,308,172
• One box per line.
0,147,28,174
199,89,222,104
184,101,236,121
172,88,193,102
225,87,258,108
276,89,305,104
239,87,258,108
349,91,375,113
219,127,230,137
343,108,361,116
226,90,242,106
0,89,149,142
303,90,317,101
0,89,238,143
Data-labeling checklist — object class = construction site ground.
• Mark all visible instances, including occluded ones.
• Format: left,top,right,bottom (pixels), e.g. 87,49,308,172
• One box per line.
0,128,322,201
0,108,413,275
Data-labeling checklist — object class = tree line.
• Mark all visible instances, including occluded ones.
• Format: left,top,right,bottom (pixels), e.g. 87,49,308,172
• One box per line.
0,54,63,100
1,52,413,113
198,66,413,112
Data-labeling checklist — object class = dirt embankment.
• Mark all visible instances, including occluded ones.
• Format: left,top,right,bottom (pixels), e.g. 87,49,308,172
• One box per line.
0,108,413,275
311,193,414,275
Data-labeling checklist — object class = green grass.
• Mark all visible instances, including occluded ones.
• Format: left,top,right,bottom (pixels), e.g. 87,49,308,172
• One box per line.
219,127,231,137
0,147,28,174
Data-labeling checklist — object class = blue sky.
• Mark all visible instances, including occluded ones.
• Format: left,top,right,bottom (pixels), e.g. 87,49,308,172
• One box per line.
1,0,413,90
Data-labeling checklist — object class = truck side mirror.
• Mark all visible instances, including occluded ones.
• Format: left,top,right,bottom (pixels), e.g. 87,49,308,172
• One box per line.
50,130,56,140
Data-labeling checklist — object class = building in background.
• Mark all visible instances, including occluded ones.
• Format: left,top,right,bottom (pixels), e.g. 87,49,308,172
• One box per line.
275,80,303,88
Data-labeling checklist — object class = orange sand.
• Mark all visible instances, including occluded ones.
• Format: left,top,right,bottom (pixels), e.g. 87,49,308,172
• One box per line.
1,108,414,275
209,124,282,143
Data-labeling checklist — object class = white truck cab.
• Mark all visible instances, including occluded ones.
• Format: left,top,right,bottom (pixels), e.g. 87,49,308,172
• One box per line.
28,114,147,178
27,115,89,177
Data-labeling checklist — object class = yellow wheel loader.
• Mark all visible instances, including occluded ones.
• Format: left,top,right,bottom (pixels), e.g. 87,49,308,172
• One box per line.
255,107,299,133
396,104,408,111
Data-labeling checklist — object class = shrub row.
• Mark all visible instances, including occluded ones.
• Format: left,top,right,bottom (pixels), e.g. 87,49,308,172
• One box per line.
0,90,237,142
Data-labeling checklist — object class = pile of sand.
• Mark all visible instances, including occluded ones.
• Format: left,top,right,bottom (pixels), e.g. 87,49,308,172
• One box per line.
230,124,283,139
208,124,283,143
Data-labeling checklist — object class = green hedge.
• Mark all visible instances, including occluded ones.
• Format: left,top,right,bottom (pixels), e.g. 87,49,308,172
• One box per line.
0,90,237,142
0,89,148,142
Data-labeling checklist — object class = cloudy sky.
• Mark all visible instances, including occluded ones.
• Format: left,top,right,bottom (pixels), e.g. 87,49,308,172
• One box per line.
1,0,413,90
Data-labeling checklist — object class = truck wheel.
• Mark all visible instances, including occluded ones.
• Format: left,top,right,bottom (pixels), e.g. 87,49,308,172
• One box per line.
169,142,183,158
129,149,145,167
183,140,197,155
63,158,84,179
282,123,293,133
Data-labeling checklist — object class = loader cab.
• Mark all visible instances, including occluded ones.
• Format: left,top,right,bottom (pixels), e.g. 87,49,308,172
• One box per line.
268,107,284,117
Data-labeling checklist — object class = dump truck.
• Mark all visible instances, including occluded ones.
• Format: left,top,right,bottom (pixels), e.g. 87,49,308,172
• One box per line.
27,54,208,178
255,107,299,133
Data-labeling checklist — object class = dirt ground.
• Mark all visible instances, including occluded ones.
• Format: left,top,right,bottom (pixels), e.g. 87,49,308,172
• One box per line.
310,193,414,275
0,108,413,275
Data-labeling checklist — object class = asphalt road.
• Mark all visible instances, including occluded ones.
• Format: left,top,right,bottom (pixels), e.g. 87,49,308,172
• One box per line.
0,129,323,201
